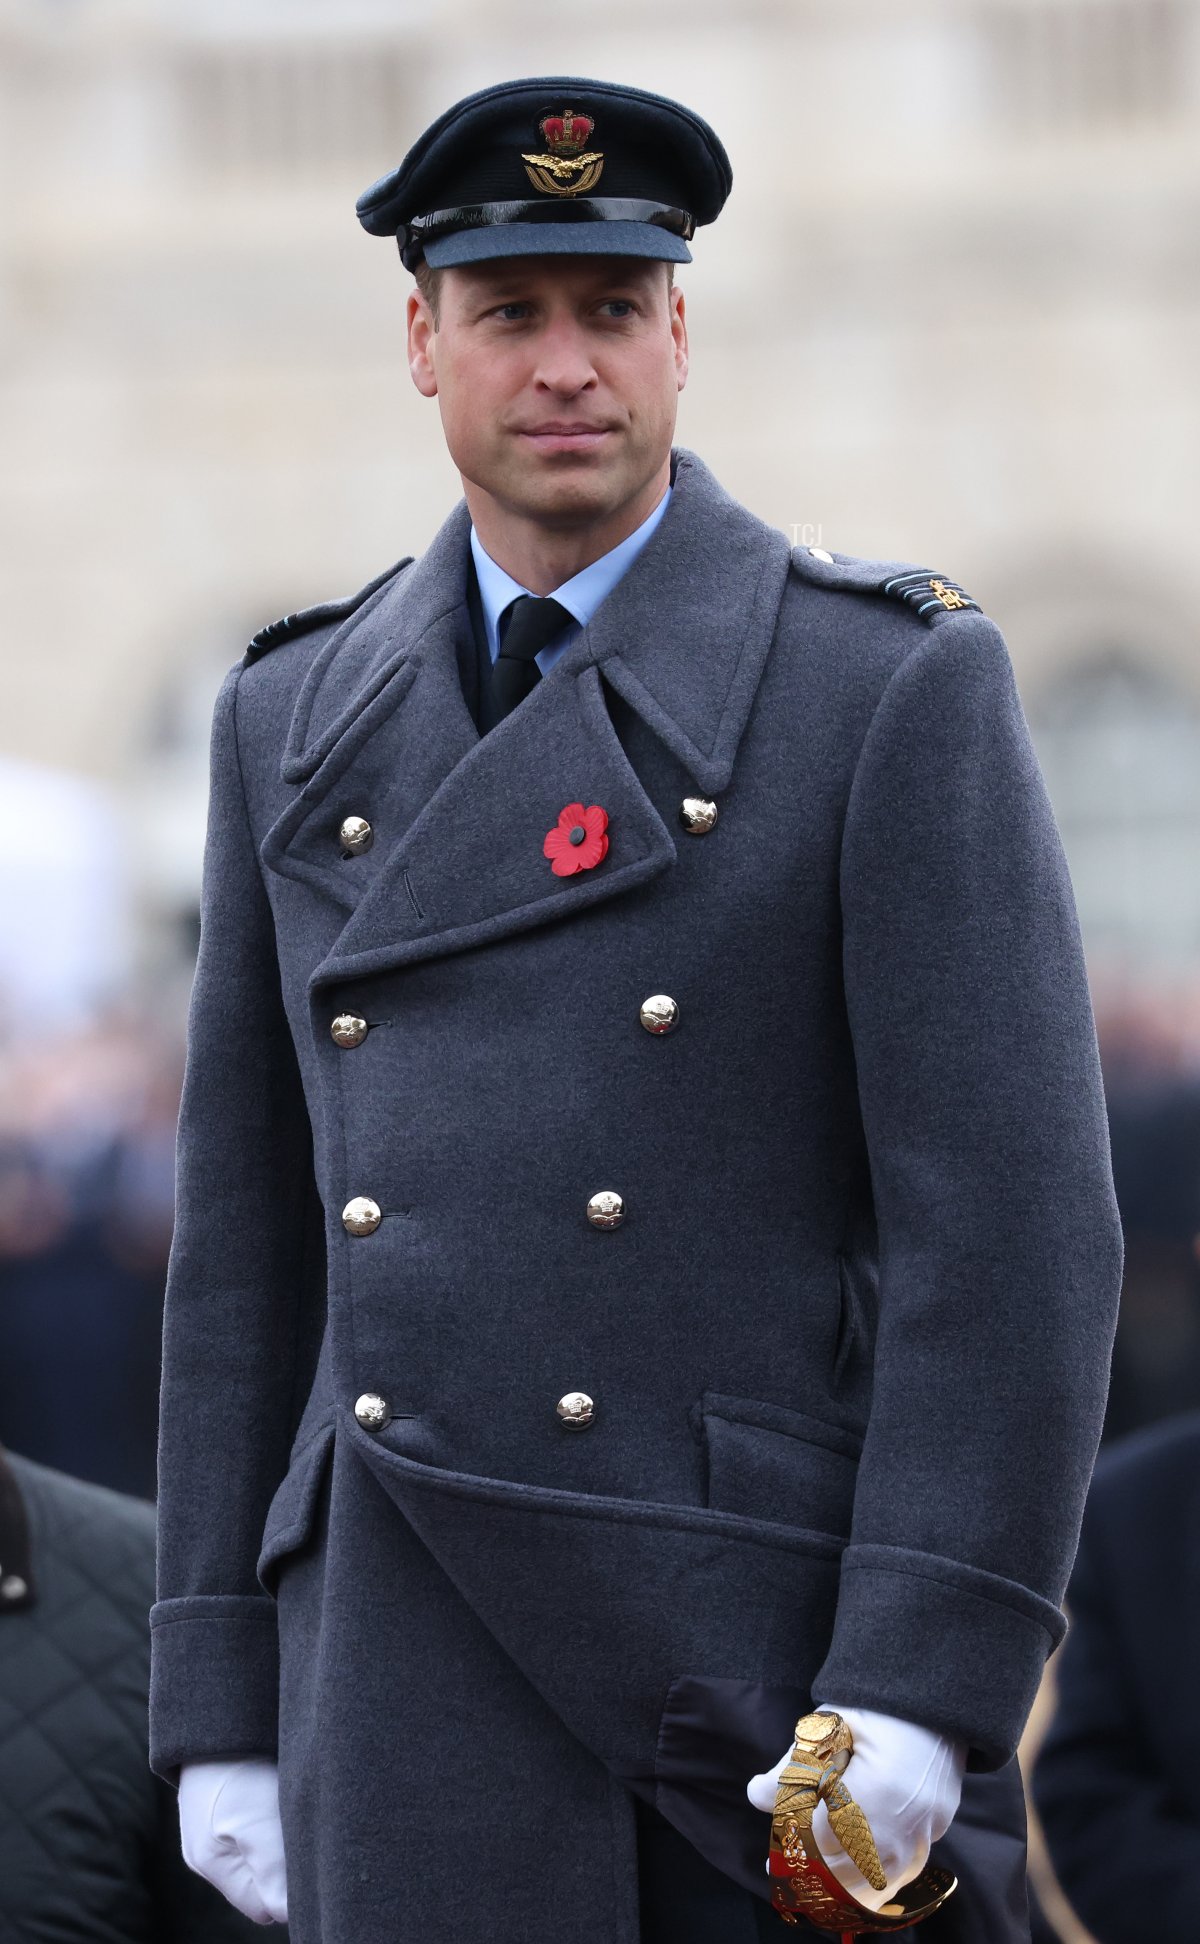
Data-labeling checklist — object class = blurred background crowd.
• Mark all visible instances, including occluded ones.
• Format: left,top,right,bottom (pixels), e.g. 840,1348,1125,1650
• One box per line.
0,1,1197,1938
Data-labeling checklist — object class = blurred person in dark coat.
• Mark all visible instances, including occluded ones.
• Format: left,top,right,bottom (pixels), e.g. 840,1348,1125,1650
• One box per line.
1101,1072,1200,1440
0,1016,178,1499
1032,1411,1200,1941
0,1438,271,1940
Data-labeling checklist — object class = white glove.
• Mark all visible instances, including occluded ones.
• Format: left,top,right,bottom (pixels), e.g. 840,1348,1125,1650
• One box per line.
746,1703,966,1913
178,1758,289,1925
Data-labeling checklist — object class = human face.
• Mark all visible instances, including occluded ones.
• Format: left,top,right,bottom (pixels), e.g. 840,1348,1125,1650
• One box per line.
407,254,687,541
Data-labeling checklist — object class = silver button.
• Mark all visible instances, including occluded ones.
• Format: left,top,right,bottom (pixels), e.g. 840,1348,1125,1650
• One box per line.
342,1196,382,1236
0,1574,27,1601
339,815,373,855
679,796,717,835
354,1392,390,1432
586,1189,625,1230
808,546,834,563
556,1391,595,1430
639,994,679,1034
331,1013,369,1048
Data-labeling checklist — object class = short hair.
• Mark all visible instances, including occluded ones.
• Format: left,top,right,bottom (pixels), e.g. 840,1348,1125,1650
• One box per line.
413,256,675,330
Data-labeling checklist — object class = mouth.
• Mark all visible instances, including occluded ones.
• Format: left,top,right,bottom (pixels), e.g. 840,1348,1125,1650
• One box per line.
516,427,614,454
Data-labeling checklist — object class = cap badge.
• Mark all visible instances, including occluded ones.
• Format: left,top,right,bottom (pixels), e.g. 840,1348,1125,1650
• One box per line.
522,110,605,197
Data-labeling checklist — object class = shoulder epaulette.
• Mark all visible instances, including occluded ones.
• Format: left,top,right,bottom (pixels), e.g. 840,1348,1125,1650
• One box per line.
244,554,414,664
790,543,983,626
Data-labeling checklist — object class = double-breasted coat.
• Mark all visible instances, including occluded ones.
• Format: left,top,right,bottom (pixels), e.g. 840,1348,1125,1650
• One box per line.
149,445,1124,1942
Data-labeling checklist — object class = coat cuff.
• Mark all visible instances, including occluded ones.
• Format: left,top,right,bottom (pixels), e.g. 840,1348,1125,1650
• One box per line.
810,1543,1066,1769
148,1594,280,1785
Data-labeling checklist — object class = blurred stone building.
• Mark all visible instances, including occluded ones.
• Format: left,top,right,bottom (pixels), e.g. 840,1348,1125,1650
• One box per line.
0,0,1197,1011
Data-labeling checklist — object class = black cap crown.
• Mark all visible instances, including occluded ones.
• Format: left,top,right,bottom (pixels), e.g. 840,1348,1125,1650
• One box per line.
356,75,732,271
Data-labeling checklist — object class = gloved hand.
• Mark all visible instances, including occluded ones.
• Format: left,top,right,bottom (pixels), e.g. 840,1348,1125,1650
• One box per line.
745,1703,966,1913
178,1758,289,1925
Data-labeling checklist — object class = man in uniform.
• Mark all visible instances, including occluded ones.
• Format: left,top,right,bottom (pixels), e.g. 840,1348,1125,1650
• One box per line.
148,76,1124,1943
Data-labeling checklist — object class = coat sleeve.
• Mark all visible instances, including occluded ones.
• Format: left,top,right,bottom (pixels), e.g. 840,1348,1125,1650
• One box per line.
149,661,324,1785
809,609,1124,1768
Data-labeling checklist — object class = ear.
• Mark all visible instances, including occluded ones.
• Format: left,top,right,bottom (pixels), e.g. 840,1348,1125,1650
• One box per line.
407,289,438,398
671,286,689,392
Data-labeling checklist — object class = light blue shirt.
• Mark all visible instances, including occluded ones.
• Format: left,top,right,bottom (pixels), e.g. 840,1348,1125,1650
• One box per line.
469,483,673,678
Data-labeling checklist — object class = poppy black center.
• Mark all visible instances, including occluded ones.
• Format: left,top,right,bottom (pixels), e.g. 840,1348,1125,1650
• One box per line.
569,825,586,845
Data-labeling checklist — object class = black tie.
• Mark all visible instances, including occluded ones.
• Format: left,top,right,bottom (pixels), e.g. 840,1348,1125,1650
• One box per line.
482,595,574,731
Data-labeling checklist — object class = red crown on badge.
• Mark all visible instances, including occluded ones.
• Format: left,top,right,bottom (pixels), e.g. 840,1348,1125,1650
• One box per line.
539,111,594,156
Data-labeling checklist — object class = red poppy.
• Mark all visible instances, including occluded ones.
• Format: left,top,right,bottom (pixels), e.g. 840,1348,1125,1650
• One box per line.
543,801,609,877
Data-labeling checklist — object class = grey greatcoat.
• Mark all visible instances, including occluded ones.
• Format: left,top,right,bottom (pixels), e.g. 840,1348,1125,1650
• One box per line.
149,445,1123,1942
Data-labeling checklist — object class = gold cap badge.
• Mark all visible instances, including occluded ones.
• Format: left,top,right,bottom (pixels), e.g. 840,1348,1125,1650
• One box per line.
522,110,605,196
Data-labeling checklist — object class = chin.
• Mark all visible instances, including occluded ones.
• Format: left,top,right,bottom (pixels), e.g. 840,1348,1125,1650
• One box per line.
513,468,619,524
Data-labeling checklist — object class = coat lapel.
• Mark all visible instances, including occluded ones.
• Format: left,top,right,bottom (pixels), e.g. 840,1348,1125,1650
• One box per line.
259,446,793,993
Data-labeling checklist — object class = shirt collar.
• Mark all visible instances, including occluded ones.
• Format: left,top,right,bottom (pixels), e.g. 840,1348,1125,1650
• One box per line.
469,483,672,657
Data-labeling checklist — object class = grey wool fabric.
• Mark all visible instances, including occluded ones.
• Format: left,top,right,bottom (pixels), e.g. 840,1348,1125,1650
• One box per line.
149,445,1123,1942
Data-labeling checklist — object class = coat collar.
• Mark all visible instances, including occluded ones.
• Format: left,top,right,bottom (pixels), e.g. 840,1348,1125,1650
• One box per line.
260,445,792,993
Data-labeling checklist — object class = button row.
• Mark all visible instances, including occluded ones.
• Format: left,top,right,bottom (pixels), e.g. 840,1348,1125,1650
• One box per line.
335,796,717,863
334,787,716,1455
353,1390,595,1433
340,1191,632,1235
331,995,678,1051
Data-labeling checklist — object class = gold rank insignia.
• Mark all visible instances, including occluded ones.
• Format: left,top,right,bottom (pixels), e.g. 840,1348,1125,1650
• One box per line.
879,568,982,623
522,110,605,195
928,578,969,609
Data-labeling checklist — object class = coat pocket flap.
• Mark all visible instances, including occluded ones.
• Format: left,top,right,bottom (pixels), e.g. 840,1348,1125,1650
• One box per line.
696,1393,863,1535
698,1393,863,1457
256,1418,336,1597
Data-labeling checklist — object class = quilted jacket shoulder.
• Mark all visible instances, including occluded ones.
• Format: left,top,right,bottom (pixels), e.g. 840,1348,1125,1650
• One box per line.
0,1448,259,1940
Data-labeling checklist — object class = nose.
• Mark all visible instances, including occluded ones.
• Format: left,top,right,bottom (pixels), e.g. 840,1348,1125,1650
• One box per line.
531,309,599,397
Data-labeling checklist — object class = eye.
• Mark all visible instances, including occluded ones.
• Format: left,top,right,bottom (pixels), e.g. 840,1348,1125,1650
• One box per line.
492,302,529,320
601,299,636,317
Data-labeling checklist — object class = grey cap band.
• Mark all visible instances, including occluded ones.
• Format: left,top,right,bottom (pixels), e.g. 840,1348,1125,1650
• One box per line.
422,220,693,269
